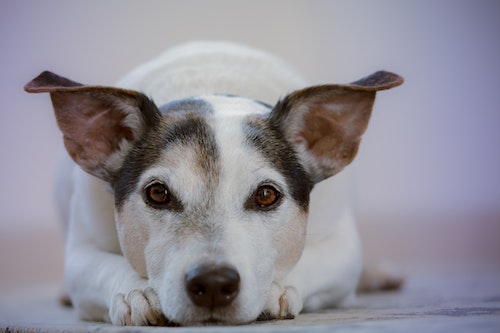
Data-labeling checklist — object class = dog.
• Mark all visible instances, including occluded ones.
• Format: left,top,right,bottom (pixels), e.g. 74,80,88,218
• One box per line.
25,41,403,326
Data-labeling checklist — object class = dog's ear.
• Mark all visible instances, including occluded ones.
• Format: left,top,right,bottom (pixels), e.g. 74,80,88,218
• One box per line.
270,71,403,183
25,71,161,182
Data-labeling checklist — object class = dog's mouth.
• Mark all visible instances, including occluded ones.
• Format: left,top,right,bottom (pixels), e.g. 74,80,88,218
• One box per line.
200,313,252,326
182,311,272,326
170,317,236,327
173,312,253,327
201,317,225,325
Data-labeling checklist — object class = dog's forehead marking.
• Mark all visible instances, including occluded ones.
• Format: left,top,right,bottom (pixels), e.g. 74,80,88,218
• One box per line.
159,97,212,116
114,94,312,214
113,97,218,210
205,94,312,211
139,146,216,211
243,117,313,211
172,95,281,216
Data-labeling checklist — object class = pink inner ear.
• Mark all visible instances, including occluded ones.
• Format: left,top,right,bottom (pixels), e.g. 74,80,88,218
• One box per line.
273,72,402,182
52,92,135,178
65,109,134,165
293,91,375,180
299,107,353,167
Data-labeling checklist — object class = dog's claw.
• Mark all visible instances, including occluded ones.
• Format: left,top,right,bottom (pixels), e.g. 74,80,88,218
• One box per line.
278,293,296,319
110,287,168,326
260,283,302,321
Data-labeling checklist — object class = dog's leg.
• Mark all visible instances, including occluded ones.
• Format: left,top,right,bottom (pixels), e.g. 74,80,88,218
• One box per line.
281,209,363,313
260,209,362,319
270,211,404,315
64,170,168,326
66,246,168,325
25,72,171,325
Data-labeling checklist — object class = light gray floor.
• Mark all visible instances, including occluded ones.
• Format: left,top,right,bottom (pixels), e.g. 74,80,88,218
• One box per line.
1,270,499,333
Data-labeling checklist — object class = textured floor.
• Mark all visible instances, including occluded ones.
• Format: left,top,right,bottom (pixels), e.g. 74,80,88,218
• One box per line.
1,270,499,333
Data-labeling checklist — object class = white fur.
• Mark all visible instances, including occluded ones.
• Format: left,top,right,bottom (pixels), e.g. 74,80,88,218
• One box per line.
116,41,306,105
60,41,364,325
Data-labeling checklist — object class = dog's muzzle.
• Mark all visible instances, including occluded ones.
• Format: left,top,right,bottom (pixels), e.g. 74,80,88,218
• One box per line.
185,263,240,310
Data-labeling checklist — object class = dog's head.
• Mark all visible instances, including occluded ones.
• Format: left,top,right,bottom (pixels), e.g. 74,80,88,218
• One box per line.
25,70,402,325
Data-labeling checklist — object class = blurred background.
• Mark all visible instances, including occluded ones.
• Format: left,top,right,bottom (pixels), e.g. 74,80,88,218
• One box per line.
1,0,499,295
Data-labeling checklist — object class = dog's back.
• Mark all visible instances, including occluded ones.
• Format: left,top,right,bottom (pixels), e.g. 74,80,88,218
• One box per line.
116,41,307,106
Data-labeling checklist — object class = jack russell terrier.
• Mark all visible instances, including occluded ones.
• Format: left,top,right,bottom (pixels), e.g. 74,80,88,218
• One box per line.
25,41,403,326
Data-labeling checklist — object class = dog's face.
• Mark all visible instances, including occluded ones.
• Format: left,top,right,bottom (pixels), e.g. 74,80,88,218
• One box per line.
25,70,402,325
114,95,312,324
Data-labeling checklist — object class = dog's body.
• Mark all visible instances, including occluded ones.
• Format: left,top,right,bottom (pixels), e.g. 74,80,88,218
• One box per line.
26,42,403,326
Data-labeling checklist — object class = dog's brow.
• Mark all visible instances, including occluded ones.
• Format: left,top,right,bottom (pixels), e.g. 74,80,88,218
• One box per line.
243,120,313,211
250,165,266,174
113,109,219,210
159,98,213,116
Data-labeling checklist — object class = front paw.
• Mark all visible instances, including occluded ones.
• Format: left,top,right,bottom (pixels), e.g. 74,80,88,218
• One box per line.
259,283,302,321
110,287,168,326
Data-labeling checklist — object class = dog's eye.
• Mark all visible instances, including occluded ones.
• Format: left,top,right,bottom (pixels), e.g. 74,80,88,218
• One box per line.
248,184,282,211
143,182,183,211
145,182,170,206
255,186,278,206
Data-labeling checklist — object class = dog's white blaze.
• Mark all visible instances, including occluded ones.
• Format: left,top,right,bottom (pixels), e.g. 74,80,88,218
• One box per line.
205,95,278,321
202,95,304,321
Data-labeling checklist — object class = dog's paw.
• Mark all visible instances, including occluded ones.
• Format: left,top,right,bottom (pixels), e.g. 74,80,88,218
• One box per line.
357,261,405,293
258,283,302,321
110,287,168,326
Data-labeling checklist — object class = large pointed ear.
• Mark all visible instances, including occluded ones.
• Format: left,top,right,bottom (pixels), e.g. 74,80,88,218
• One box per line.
270,71,403,183
25,71,161,182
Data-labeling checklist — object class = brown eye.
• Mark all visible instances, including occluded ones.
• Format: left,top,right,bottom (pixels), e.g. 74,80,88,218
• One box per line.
144,182,171,208
252,184,282,210
255,186,277,207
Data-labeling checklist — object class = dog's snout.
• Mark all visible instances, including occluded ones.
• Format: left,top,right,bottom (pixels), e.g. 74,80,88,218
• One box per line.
185,263,240,309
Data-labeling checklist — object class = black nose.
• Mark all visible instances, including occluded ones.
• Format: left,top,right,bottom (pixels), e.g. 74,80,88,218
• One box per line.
185,263,240,309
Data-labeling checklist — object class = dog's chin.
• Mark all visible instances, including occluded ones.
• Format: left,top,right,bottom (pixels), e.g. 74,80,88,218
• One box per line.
200,317,246,326
170,308,257,327
161,286,266,326
174,315,252,327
